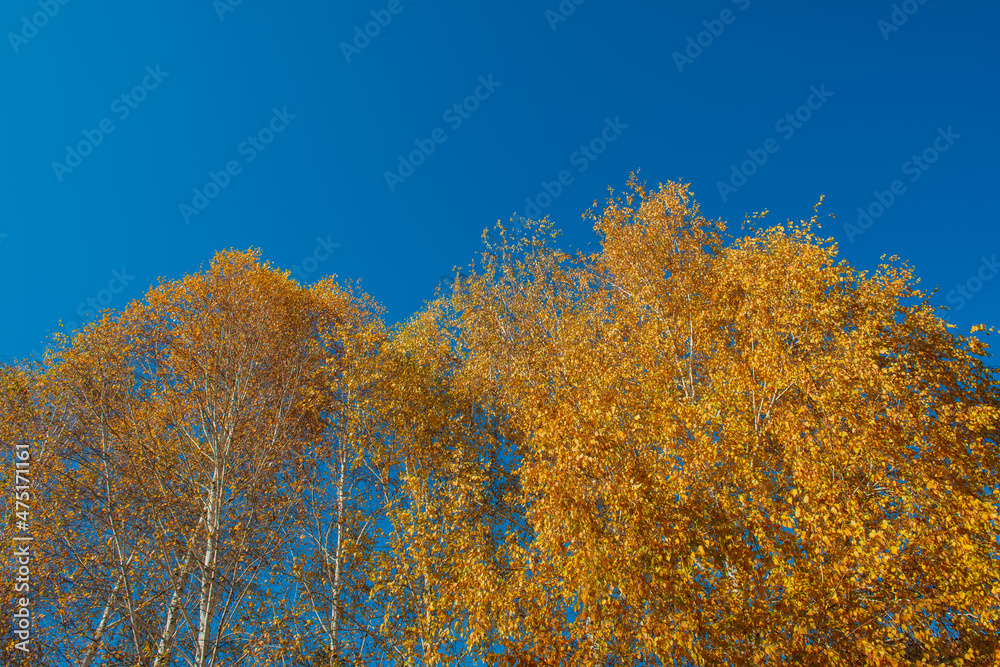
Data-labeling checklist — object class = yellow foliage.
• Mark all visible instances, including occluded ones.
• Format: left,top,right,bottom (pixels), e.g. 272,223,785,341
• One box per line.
2,181,998,666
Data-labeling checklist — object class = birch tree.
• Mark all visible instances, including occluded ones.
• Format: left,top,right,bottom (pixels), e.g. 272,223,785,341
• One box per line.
2,250,380,667
444,178,1000,665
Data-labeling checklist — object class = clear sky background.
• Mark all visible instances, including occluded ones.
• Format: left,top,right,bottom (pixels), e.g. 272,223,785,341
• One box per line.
1,0,997,363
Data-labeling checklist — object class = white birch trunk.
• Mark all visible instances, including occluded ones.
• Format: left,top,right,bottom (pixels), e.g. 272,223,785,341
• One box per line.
79,574,122,667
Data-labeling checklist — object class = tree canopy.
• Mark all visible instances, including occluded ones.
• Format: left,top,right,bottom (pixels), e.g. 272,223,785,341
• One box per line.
3,179,998,666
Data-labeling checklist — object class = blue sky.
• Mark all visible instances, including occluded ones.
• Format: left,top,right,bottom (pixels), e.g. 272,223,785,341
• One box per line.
2,0,998,363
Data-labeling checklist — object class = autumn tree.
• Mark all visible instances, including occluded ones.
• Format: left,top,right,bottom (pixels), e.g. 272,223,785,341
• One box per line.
434,177,1000,665
1,250,385,666
3,179,997,667
365,305,526,666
